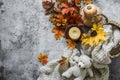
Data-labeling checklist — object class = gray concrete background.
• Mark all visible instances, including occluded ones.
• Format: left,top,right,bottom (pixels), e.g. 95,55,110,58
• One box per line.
0,0,120,80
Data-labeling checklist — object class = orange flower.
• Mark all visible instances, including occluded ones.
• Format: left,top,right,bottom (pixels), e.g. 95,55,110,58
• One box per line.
52,27,65,40
58,56,67,66
66,39,77,49
38,53,48,65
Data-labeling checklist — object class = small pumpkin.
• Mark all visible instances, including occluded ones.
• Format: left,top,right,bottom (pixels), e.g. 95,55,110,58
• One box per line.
83,4,97,19
81,4,102,26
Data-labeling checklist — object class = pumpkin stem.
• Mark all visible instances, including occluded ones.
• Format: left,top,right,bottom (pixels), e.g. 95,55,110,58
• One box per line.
87,6,92,10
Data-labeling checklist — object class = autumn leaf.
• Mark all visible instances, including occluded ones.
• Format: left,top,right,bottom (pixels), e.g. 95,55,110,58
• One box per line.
67,13,83,26
42,1,55,15
58,56,67,66
42,1,53,9
72,0,81,4
83,0,92,4
50,14,67,27
75,0,81,4
55,14,67,27
49,14,55,23
38,53,48,65
60,0,68,3
52,27,65,40
61,3,75,15
66,39,77,49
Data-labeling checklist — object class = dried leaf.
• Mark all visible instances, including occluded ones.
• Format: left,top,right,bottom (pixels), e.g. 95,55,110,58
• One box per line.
61,3,75,15
60,0,68,3
38,53,48,64
56,14,67,26
67,13,83,26
52,27,65,40
83,0,92,4
42,1,55,15
72,0,81,4
42,1,54,9
66,39,77,49
58,56,67,66
50,14,67,27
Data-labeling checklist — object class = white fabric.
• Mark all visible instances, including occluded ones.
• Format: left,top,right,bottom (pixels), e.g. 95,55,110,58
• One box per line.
37,25,120,80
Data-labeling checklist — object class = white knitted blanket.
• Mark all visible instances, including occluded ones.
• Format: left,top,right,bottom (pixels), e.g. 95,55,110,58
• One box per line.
37,25,120,80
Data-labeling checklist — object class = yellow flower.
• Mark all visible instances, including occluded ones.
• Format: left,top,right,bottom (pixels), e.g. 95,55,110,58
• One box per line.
92,23,104,31
81,23,106,47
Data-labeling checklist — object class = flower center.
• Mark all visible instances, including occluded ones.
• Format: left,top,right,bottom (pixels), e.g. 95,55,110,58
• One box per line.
91,31,97,37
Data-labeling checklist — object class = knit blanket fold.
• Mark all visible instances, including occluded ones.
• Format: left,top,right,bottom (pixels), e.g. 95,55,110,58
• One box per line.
37,25,120,80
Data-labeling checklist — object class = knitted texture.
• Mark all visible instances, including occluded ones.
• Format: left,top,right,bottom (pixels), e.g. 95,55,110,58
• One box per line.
38,25,120,80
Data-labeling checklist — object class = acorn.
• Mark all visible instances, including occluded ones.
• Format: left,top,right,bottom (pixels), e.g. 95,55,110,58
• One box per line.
65,25,82,41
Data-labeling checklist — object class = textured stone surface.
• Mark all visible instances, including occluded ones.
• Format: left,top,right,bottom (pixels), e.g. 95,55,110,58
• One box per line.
0,0,120,80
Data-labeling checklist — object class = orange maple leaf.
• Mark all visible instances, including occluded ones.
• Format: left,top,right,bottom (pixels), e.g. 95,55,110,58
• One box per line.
55,14,67,27
52,27,65,40
72,0,81,4
59,0,68,3
58,56,67,66
83,0,92,4
66,39,77,49
67,13,83,26
38,53,48,65
61,3,75,15
42,1,55,15
50,14,67,27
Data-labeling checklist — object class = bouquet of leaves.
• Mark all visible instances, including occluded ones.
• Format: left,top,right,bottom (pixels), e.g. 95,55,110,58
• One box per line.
42,0,106,49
